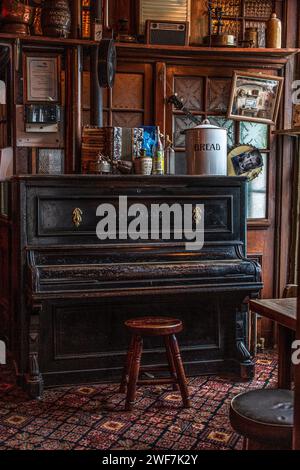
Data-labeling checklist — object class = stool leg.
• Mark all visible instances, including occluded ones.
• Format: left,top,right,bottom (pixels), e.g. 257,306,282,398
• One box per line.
164,336,179,391
125,335,143,411
169,334,190,408
119,335,135,393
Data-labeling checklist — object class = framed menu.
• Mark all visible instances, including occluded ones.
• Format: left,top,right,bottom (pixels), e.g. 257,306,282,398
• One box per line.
24,54,60,103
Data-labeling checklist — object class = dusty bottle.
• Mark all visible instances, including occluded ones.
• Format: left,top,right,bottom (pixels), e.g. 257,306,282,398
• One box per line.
152,130,165,175
266,13,282,48
165,135,175,175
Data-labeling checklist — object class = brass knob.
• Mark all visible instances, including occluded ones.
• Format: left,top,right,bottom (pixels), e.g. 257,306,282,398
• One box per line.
72,208,83,228
193,207,202,225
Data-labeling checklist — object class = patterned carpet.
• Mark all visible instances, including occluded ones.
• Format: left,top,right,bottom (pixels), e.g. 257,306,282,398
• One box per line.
0,354,277,451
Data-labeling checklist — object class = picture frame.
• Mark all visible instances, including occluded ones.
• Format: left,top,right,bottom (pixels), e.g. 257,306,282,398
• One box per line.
227,71,284,126
24,53,61,103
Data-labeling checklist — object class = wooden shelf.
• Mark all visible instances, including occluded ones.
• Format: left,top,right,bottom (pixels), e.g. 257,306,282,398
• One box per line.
116,42,299,67
0,32,99,47
272,129,300,136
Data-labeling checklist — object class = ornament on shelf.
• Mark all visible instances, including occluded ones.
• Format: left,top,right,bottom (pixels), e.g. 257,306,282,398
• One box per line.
31,2,43,36
41,0,71,38
116,19,137,43
266,13,282,49
203,1,239,47
0,0,34,35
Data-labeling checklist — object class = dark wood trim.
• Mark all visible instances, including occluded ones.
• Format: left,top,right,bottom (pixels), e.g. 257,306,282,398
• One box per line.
155,62,166,136
0,33,98,47
295,260,300,449
116,43,298,68
274,0,299,298
247,220,272,230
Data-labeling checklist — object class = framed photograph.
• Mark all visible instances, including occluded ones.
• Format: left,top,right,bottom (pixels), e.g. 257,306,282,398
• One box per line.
227,71,284,125
24,53,60,103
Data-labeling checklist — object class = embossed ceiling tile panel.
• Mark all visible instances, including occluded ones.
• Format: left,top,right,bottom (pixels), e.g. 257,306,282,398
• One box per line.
245,0,273,18
37,150,64,175
208,79,231,114
211,0,241,16
174,77,203,111
112,74,144,109
240,122,269,149
173,115,195,148
212,19,241,37
208,116,235,148
112,112,143,128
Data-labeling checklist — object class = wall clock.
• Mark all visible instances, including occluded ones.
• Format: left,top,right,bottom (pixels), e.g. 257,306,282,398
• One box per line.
97,38,117,89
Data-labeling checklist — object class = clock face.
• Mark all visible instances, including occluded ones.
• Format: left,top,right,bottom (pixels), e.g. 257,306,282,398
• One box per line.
98,39,117,89
108,44,117,88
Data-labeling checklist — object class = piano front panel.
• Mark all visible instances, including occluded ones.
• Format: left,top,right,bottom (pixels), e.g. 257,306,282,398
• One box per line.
40,293,230,386
25,180,243,248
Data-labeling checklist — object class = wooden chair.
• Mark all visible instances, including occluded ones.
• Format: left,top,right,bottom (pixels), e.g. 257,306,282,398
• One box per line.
120,317,190,411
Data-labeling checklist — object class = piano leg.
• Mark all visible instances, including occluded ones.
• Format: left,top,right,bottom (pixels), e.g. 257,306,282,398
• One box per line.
26,305,44,400
235,307,255,380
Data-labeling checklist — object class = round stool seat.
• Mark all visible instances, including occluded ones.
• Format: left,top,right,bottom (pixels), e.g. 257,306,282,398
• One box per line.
230,389,294,448
125,317,183,336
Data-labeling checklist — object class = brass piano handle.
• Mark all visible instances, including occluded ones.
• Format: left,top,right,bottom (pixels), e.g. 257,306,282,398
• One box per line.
72,208,83,228
193,207,202,225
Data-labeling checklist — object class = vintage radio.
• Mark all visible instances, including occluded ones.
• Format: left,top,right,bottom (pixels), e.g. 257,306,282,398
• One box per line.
139,0,190,35
146,20,189,46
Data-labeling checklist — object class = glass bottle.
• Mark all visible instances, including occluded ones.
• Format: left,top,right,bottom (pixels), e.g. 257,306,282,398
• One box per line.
165,135,175,175
152,129,164,175
266,13,282,49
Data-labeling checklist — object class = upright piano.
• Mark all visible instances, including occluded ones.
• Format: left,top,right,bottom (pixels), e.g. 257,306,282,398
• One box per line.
0,176,262,398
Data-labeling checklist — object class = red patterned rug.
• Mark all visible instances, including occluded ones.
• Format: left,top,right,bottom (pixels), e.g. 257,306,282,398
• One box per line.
0,354,277,451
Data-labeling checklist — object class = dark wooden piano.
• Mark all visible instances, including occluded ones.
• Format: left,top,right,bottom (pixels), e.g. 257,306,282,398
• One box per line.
0,175,262,398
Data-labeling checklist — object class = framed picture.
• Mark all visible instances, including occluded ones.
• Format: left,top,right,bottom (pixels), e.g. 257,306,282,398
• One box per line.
24,53,61,103
227,71,284,125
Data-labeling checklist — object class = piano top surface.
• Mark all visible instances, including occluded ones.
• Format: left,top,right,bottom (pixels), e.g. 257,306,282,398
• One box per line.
7,175,248,187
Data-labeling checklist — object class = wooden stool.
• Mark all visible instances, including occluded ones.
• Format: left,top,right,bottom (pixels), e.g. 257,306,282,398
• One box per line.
230,389,294,450
120,317,190,411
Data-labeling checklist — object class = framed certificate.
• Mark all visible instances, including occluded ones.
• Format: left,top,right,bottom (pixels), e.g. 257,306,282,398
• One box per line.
24,54,60,103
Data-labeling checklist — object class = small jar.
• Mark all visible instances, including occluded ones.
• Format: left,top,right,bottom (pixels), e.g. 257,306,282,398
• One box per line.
245,28,258,48
134,157,153,175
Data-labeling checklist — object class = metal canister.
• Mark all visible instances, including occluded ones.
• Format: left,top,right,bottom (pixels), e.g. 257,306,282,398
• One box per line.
185,119,228,176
